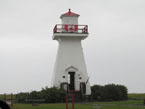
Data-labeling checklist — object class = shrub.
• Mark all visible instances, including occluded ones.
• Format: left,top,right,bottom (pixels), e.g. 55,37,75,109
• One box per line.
91,84,128,101
15,87,66,103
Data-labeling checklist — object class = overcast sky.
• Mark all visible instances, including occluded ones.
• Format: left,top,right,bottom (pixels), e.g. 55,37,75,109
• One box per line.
0,0,145,94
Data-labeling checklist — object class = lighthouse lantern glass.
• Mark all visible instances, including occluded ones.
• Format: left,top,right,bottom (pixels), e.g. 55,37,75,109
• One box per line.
61,17,78,25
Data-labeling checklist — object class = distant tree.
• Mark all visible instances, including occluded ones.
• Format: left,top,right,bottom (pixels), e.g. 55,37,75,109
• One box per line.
105,84,122,100
15,87,66,103
40,87,66,103
117,85,128,100
28,91,41,99
91,85,105,101
15,92,29,103
91,84,128,101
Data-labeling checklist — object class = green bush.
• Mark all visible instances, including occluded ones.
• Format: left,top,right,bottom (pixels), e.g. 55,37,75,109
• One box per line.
15,87,66,103
39,87,66,103
15,92,29,103
91,84,128,101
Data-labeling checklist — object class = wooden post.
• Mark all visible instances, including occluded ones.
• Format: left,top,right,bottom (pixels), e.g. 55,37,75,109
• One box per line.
72,95,74,109
4,93,6,102
11,93,13,107
4,93,14,107
66,95,68,109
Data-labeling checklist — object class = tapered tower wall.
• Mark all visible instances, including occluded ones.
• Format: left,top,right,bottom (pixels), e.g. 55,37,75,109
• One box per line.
52,37,91,95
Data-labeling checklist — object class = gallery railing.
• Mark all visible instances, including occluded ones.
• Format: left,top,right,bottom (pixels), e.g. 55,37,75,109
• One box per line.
53,24,88,34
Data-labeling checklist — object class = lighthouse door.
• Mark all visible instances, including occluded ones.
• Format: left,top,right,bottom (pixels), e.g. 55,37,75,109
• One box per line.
68,72,75,90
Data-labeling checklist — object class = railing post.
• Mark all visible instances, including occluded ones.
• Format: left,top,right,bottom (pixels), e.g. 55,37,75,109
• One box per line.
56,25,57,33
4,93,6,102
86,25,88,33
53,25,57,33
66,95,68,109
11,93,13,107
72,95,74,109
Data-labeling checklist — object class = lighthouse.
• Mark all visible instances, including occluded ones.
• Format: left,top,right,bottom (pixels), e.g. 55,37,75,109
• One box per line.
52,9,91,95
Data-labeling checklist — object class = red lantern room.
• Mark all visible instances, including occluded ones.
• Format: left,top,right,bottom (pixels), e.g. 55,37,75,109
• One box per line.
53,9,88,35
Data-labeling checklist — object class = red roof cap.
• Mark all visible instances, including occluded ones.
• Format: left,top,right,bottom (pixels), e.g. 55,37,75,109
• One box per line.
60,9,80,18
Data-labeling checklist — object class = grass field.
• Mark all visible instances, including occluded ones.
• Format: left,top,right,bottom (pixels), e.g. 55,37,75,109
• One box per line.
92,100,145,109
12,100,145,109
13,103,92,109
128,93,145,100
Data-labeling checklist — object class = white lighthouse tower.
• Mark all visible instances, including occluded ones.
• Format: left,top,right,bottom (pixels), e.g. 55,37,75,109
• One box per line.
52,9,91,96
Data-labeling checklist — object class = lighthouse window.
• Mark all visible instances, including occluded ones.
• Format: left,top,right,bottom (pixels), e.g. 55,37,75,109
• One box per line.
79,77,82,79
63,76,65,78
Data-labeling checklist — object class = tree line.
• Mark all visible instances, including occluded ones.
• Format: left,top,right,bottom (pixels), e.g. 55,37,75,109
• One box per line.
91,84,128,101
15,84,128,103
15,87,66,103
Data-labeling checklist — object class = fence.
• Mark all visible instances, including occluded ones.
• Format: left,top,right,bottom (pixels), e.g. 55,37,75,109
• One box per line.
4,93,14,107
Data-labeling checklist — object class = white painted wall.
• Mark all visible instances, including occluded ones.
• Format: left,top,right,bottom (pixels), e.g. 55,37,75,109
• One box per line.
52,37,91,95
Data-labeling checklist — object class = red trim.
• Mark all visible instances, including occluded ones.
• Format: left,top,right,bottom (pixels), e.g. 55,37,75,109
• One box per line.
4,93,6,102
72,95,75,109
64,25,68,31
11,93,13,107
74,25,78,31
66,94,75,109
69,27,73,31
66,96,68,109
60,9,79,18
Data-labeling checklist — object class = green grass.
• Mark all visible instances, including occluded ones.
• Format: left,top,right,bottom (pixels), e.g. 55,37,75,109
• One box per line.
100,106,145,109
92,100,145,109
128,93,145,99
13,103,92,109
92,100,143,105
12,100,145,109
